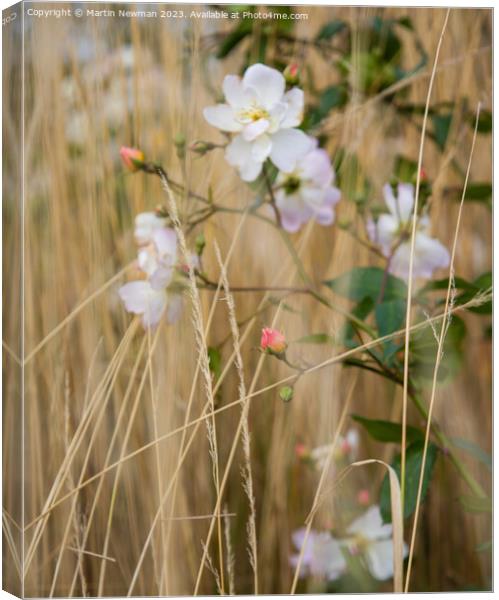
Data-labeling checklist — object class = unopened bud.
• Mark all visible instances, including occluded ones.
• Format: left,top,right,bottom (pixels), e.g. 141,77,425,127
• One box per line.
279,385,294,403
190,140,216,156
120,146,145,172
284,63,300,86
261,327,287,355
174,132,186,160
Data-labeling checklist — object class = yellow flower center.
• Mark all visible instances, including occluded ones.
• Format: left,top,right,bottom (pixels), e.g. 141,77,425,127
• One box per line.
238,105,270,123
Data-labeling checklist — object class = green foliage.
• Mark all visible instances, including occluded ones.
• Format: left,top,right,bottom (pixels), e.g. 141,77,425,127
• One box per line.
410,315,466,382
324,267,407,303
352,415,424,443
472,109,492,134
380,441,438,522
419,272,492,315
431,113,453,150
464,182,492,205
207,346,222,380
316,19,348,42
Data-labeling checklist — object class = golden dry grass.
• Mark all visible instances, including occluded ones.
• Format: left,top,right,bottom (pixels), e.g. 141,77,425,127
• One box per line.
2,3,492,596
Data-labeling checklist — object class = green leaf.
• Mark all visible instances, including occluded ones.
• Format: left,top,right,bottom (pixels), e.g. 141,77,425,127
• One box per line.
375,299,406,336
316,19,347,41
380,441,438,522
375,299,406,360
473,109,492,134
451,437,492,472
295,333,335,345
464,182,492,203
459,494,491,514
352,415,424,444
432,113,453,150
207,347,222,380
319,85,348,114
324,267,407,303
342,296,375,344
410,315,466,382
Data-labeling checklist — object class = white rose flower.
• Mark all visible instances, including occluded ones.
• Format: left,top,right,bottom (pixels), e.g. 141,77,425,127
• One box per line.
290,528,347,581
367,183,450,281
346,505,408,581
203,63,313,182
275,141,341,232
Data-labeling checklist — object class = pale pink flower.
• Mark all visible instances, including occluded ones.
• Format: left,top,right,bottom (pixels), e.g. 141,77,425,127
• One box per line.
260,327,287,354
290,528,346,581
275,141,341,233
346,505,408,581
367,183,450,281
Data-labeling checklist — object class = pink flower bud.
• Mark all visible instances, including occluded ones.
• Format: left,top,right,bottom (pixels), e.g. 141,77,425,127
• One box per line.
295,443,308,459
357,489,370,506
120,146,145,172
420,167,427,180
284,63,300,85
260,327,287,355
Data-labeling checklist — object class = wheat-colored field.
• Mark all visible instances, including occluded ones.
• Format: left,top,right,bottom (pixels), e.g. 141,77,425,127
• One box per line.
2,3,492,596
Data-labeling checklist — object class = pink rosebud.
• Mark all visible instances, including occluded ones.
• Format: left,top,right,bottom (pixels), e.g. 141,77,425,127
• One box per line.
357,489,370,506
260,327,287,355
420,167,427,180
284,63,300,85
120,146,145,172
295,443,308,459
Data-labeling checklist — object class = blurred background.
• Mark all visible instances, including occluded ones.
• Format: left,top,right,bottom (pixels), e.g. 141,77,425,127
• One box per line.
2,3,492,596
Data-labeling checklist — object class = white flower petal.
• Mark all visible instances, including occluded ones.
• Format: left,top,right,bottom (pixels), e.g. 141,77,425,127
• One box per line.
310,533,347,580
153,228,177,260
251,135,272,163
347,505,392,541
300,148,334,187
324,186,341,207
364,539,396,581
242,63,285,109
225,134,264,182
166,292,183,323
203,104,241,132
270,128,314,173
374,214,399,254
280,87,305,128
134,212,166,245
396,183,416,222
390,234,450,281
242,118,270,141
222,74,249,108
118,281,167,328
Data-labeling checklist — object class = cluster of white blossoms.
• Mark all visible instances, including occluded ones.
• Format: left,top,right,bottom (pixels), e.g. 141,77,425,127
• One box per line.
290,505,408,583
118,212,185,328
367,183,450,281
203,63,341,233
